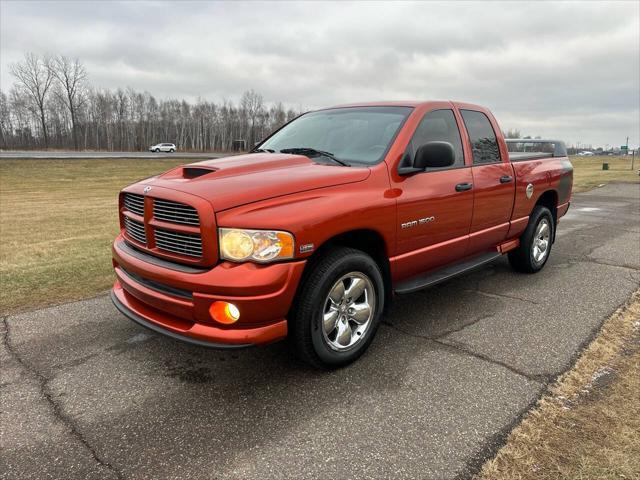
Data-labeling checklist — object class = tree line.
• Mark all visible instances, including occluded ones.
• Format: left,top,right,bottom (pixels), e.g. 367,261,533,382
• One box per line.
1,53,300,151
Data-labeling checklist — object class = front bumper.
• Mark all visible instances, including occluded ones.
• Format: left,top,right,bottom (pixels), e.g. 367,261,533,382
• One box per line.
111,235,306,347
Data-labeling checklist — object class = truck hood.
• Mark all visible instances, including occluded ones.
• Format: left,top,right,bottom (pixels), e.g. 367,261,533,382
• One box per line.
140,153,371,211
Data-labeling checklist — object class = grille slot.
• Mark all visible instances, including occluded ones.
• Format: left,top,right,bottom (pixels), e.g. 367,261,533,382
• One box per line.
153,199,199,226
124,193,145,216
155,228,202,257
124,217,146,244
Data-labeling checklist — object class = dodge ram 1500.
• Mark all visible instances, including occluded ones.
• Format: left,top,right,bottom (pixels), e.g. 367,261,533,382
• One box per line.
111,101,573,367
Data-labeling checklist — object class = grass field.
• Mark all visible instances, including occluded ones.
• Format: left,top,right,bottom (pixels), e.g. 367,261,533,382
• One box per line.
0,158,186,313
0,154,638,314
478,292,640,480
570,154,638,192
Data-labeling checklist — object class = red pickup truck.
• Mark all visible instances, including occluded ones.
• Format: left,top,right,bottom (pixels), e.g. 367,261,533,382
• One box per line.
111,101,573,367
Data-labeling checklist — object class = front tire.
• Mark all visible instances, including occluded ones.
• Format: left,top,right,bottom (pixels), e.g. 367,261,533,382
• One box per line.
508,205,554,273
154,148,160,153
290,247,385,368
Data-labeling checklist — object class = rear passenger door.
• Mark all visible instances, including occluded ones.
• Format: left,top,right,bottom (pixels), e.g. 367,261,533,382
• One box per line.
460,109,515,253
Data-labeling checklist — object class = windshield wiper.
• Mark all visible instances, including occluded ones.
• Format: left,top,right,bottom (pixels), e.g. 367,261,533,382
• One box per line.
280,147,350,167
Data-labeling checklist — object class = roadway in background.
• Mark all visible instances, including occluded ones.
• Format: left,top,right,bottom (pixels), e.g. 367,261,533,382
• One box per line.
0,151,225,159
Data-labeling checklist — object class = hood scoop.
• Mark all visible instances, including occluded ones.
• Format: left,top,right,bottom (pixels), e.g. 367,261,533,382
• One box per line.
161,166,218,180
183,166,216,179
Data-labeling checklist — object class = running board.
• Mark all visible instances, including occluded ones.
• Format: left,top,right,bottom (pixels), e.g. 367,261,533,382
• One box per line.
394,252,503,295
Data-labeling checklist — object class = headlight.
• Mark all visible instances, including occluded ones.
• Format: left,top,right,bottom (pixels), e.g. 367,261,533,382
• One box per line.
218,228,294,263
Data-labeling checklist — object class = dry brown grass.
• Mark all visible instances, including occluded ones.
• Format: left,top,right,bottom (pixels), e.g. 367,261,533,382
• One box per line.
478,291,640,480
570,155,639,193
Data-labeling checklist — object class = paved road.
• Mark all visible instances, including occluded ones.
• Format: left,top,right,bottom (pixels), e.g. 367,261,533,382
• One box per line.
1,183,639,480
0,151,223,159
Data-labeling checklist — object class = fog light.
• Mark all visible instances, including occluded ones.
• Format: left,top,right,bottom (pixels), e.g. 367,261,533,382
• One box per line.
209,301,240,324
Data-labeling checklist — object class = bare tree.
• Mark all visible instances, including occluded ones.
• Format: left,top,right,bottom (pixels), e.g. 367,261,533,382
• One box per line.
10,53,55,148
114,88,128,150
504,129,521,139
50,55,87,150
241,89,265,146
0,90,11,149
8,87,32,147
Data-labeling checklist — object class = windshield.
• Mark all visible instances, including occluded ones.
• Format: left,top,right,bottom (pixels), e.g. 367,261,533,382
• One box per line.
259,106,412,165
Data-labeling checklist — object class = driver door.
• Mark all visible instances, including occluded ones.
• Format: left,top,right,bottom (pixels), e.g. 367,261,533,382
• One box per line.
393,109,473,279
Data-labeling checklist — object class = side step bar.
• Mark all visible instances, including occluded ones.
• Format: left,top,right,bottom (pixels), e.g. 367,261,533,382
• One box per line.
394,252,503,295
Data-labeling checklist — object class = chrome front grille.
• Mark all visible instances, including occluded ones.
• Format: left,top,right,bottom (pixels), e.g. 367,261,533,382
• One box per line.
153,199,199,226
122,191,204,260
124,193,145,216
155,228,202,257
124,217,146,244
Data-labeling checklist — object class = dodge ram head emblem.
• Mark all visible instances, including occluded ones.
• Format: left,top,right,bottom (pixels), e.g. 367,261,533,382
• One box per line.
143,186,152,194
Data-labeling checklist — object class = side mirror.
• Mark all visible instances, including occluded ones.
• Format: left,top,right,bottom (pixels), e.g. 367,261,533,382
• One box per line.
413,141,455,169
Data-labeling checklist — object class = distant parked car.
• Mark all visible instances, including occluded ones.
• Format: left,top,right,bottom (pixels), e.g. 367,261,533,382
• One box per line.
149,143,176,153
577,151,594,156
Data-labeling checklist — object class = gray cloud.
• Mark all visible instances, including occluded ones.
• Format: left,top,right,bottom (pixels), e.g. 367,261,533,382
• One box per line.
1,0,638,147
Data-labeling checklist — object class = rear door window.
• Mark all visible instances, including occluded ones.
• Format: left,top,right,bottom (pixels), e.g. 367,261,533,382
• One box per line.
460,110,501,164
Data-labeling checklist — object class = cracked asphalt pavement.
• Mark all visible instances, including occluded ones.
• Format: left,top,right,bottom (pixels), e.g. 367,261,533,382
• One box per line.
2,183,639,480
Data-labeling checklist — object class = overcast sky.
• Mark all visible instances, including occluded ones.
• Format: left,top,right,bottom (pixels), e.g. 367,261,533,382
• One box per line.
1,0,638,148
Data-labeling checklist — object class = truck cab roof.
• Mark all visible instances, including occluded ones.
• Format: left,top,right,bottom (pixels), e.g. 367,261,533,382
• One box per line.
326,100,488,110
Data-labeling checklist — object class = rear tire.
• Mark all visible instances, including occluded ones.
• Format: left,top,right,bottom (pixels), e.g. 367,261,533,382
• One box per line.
169,149,175,153
290,247,385,368
508,205,554,273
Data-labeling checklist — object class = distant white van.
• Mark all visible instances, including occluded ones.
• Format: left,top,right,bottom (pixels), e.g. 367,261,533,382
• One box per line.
577,151,594,156
149,143,176,153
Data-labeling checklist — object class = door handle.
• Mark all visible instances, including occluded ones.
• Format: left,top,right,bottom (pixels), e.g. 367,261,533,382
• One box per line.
500,175,513,183
455,182,473,192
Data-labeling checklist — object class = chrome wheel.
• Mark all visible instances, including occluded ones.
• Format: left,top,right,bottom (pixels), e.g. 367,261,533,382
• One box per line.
322,272,375,351
532,218,550,264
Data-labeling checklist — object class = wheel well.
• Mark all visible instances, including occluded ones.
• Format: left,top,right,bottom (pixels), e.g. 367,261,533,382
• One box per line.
307,230,393,309
535,190,558,240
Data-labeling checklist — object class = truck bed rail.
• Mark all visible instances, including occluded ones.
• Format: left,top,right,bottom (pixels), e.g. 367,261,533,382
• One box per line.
506,139,567,161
